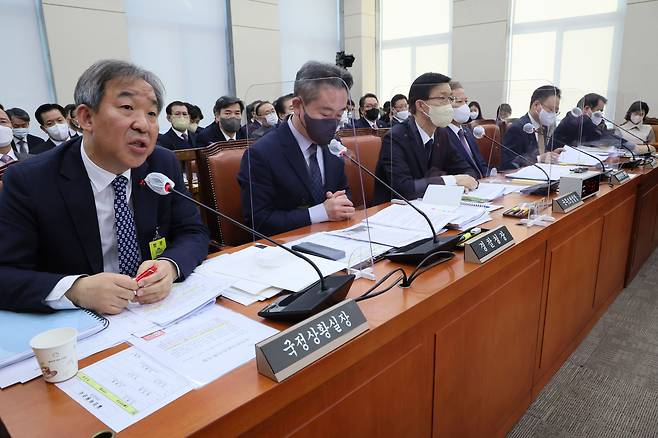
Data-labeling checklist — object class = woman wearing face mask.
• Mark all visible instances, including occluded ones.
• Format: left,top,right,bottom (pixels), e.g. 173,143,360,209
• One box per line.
619,101,656,145
468,101,483,121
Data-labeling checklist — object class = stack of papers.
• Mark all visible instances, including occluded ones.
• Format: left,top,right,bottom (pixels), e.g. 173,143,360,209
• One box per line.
444,204,490,230
196,245,345,293
462,183,506,202
506,163,576,181
366,203,455,234
127,272,235,327
286,232,391,267
328,223,430,248
558,145,608,167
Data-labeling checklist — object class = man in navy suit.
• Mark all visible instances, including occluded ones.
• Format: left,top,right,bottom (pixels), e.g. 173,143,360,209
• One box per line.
157,100,197,150
554,93,607,146
373,73,477,205
196,96,247,146
354,93,388,129
237,61,355,236
436,81,488,179
6,107,45,155
0,60,209,314
501,85,562,170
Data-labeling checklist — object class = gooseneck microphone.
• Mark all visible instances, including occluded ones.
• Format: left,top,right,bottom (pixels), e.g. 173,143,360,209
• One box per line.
328,140,461,264
142,172,354,322
472,125,554,197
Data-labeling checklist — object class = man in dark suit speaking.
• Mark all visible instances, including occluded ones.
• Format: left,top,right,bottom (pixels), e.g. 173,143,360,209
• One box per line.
0,60,209,314
237,61,355,236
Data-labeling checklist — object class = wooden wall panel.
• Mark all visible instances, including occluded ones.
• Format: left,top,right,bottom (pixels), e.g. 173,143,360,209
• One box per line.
434,251,544,438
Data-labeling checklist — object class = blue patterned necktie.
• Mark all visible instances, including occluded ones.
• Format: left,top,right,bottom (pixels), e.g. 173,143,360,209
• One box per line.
112,176,140,277
307,144,325,204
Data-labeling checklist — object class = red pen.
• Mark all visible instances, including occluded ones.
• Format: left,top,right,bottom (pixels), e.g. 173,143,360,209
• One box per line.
135,265,158,283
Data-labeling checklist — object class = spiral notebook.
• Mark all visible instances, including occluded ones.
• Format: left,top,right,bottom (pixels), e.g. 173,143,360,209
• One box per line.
0,309,109,368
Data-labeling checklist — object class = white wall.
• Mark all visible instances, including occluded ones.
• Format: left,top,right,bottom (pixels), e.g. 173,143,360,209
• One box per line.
125,0,230,132
1,0,53,137
615,0,658,122
279,0,340,95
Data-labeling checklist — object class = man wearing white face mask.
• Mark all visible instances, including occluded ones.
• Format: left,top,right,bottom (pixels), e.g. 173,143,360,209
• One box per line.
554,93,607,147
6,107,46,155
435,81,488,179
373,72,478,205
501,85,562,170
248,101,280,140
35,103,70,152
0,108,22,164
390,94,410,126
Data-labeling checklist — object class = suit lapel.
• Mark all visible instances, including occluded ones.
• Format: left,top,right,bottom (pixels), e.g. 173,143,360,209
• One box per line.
58,139,104,273
449,128,478,174
407,118,430,173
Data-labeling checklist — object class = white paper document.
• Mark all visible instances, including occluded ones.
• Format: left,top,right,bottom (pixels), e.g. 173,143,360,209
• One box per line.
559,145,608,166
127,272,234,326
366,203,455,234
197,245,345,292
421,184,464,210
57,347,192,433
461,183,506,202
130,305,278,387
506,163,576,181
328,223,429,248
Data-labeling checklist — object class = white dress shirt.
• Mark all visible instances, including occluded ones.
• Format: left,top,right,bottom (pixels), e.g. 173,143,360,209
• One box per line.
220,127,236,141
1,147,18,161
13,136,29,154
44,142,133,309
288,117,329,224
415,121,456,186
173,127,187,140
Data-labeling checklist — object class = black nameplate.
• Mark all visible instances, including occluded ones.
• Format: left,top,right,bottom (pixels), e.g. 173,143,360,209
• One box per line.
464,225,515,264
552,191,583,214
610,170,630,185
255,299,368,382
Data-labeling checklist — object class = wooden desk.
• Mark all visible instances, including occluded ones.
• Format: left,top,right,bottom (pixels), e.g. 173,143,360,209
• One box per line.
2,166,658,437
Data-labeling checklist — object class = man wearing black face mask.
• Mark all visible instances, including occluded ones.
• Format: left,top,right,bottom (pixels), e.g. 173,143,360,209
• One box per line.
196,96,246,147
237,61,355,236
354,93,388,129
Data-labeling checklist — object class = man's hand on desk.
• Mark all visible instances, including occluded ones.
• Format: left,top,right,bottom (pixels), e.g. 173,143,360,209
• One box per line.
324,190,355,221
133,260,177,305
454,174,478,191
65,273,138,315
538,150,563,164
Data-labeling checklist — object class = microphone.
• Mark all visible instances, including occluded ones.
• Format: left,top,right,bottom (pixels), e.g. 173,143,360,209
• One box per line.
472,125,555,197
328,140,461,264
572,107,651,158
141,172,355,322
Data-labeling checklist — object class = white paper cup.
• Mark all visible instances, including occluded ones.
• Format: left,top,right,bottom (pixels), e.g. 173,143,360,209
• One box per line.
29,327,78,383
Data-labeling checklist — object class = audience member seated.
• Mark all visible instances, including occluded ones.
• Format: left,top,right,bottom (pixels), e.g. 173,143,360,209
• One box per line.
196,96,246,146
619,100,656,146
274,93,294,122
34,103,70,152
0,59,209,314
244,99,262,134
6,107,45,155
187,103,204,133
64,103,83,138
237,61,355,236
469,101,483,121
158,100,197,150
554,93,607,146
373,72,477,205
436,81,488,179
381,100,392,128
500,85,562,170
390,94,410,126
354,93,387,129
496,103,512,122
0,108,22,164
248,101,278,139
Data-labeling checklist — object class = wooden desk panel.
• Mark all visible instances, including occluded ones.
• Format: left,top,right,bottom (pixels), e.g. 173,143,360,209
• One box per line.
434,244,545,438
627,169,658,283
2,166,658,437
